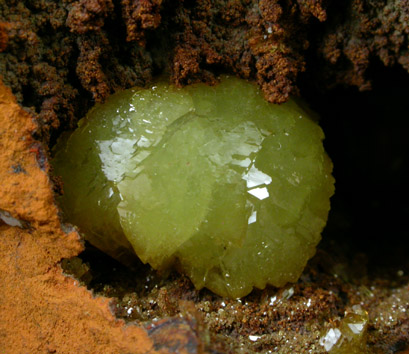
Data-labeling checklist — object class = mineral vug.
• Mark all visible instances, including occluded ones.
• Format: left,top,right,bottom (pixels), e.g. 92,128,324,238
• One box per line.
52,76,335,298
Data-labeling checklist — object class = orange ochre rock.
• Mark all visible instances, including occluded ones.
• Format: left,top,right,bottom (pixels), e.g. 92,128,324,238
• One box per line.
0,80,196,354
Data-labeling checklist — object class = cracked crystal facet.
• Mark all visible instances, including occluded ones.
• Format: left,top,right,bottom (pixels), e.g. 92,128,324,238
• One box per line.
52,76,334,298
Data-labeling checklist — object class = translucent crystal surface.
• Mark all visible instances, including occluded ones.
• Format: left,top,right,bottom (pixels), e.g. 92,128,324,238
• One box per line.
52,76,334,298
320,306,370,354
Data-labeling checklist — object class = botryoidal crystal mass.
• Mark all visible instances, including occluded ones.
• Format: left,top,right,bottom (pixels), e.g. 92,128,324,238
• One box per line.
52,76,335,298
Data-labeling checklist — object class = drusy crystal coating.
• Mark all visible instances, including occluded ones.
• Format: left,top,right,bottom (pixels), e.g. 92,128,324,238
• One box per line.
52,77,334,298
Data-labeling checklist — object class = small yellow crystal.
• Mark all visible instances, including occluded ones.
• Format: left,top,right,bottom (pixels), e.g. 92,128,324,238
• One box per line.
320,306,370,354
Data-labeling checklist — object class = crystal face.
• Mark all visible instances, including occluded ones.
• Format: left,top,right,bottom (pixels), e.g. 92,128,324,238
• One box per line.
52,76,335,298
319,306,370,354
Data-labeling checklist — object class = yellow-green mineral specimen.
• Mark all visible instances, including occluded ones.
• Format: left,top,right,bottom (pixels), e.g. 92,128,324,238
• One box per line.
319,306,371,354
52,76,335,298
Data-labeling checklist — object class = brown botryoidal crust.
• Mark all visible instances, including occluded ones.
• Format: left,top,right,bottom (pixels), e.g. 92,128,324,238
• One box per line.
0,0,327,143
2,1,409,144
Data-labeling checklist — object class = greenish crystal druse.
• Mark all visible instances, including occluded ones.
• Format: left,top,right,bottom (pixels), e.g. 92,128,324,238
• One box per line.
52,76,334,298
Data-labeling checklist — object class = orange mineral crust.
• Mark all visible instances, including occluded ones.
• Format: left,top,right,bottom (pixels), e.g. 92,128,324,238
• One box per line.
0,80,180,354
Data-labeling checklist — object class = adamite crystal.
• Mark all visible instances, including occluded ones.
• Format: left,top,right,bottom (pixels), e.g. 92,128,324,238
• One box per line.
52,77,334,298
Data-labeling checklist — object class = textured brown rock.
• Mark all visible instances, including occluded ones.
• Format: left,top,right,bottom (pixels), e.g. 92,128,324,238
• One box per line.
0,80,198,353
3,0,409,140
121,0,162,45
0,22,8,52
0,0,328,143
66,0,114,34
318,0,409,90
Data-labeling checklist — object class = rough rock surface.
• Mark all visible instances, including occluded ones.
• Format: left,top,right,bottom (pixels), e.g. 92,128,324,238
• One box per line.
2,1,409,142
0,0,327,142
3,0,409,142
316,0,409,91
